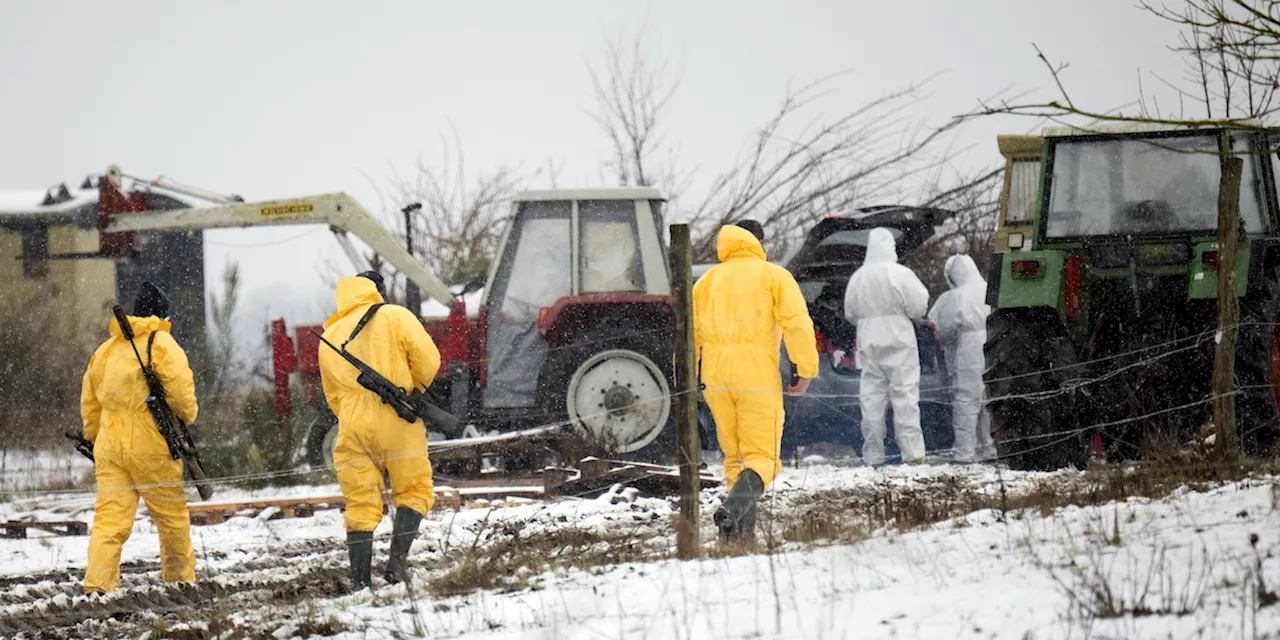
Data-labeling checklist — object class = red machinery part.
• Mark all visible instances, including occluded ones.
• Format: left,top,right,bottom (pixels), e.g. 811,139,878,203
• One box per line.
294,326,324,405
1064,256,1083,320
439,299,471,373
96,173,148,258
271,319,297,420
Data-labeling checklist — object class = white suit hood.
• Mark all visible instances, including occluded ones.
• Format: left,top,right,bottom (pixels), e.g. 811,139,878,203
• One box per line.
929,254,989,341
864,227,898,263
944,254,982,289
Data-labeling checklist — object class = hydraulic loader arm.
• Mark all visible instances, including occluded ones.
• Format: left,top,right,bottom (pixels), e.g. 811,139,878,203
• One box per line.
103,192,454,305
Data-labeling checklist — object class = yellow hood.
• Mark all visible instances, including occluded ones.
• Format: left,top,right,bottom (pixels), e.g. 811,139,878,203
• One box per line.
325,277,386,328
108,314,170,338
716,225,767,262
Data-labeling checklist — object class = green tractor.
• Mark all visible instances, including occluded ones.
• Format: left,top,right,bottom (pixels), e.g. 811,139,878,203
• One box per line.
984,123,1280,470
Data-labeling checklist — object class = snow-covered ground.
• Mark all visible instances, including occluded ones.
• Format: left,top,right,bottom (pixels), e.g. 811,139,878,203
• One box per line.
2,456,1278,639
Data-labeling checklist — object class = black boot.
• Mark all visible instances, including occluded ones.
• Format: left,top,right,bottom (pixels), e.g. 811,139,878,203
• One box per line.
714,469,764,542
385,507,424,585
347,531,374,590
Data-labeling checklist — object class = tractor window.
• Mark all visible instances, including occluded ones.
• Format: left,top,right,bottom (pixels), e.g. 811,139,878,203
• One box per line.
1045,134,1265,237
1005,158,1040,224
483,200,572,409
501,202,572,310
579,199,643,293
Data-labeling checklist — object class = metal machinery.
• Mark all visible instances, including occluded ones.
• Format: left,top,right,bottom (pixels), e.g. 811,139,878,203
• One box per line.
983,123,1280,469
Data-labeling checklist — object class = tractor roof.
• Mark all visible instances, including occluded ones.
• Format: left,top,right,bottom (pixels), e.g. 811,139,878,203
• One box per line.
1041,120,1267,137
511,187,667,202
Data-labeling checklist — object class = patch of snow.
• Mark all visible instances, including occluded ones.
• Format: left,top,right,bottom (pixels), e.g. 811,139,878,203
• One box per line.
420,286,484,319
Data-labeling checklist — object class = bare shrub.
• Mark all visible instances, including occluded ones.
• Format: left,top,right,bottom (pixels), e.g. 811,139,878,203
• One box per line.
588,28,1000,263
0,288,92,450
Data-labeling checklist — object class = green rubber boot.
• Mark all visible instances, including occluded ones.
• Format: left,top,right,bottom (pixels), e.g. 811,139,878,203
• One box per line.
713,469,765,542
347,531,374,590
385,507,424,585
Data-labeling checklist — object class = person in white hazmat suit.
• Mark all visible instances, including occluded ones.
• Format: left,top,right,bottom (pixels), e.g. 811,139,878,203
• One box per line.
844,227,930,465
928,254,998,463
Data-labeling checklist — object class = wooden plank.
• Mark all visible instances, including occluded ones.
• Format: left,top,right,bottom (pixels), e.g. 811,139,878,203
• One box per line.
3,520,89,538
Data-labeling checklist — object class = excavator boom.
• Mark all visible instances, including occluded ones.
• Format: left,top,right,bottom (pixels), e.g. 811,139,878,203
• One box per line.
102,191,454,305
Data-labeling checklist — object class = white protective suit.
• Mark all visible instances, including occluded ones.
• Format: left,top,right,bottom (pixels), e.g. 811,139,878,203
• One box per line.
844,228,930,465
928,254,997,463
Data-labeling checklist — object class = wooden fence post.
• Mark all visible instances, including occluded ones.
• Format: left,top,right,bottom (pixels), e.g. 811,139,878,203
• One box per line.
669,223,701,558
1213,155,1243,462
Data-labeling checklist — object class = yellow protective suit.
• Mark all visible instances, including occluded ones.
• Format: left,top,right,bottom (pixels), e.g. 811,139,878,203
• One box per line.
319,277,442,532
693,226,819,491
81,315,199,594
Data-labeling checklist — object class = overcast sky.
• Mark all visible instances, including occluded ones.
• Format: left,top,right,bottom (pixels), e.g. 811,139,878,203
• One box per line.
1,0,1186,350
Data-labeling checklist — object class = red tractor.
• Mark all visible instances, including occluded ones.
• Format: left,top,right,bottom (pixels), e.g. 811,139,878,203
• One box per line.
42,168,677,471
271,188,679,470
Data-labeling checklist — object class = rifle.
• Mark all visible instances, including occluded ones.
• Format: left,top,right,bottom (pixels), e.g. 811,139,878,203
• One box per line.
111,306,215,501
64,428,94,462
312,330,463,439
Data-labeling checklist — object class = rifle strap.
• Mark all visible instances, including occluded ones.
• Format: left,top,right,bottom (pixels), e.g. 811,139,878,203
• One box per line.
342,303,385,350
146,331,157,368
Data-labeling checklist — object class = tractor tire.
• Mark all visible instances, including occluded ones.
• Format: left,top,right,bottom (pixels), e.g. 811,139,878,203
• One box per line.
1233,267,1280,457
304,406,338,471
541,324,676,464
984,309,1089,471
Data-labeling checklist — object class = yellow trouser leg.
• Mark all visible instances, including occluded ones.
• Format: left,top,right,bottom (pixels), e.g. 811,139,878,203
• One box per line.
335,429,386,532
135,454,195,583
84,458,139,593
733,389,785,491
384,422,435,515
704,389,743,489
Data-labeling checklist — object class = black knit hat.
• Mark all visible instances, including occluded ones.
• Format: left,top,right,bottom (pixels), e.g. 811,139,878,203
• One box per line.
734,219,765,243
357,270,387,299
133,281,171,319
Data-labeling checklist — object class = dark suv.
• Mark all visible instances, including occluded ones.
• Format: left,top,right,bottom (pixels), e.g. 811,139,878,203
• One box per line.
694,207,955,462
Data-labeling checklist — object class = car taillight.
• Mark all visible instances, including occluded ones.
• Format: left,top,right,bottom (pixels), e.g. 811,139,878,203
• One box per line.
1011,259,1042,279
1202,250,1220,269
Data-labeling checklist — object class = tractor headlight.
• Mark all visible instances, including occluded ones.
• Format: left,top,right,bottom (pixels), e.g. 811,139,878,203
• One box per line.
1008,232,1025,250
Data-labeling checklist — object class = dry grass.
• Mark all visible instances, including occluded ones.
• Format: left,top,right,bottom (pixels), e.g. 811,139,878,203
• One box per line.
776,455,1278,540
426,518,663,598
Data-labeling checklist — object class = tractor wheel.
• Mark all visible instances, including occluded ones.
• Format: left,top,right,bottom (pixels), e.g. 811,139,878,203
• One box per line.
1233,267,1280,456
304,407,338,471
984,309,1088,471
542,325,675,463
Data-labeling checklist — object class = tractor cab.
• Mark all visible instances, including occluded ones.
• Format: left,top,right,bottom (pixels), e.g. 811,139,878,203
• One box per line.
984,123,1280,470
480,188,676,457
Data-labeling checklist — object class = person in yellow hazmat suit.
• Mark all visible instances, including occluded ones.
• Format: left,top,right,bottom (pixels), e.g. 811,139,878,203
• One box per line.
81,281,198,594
693,221,819,541
318,271,442,589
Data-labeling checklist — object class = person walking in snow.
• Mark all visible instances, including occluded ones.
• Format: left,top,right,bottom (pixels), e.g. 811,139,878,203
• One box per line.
318,271,442,589
843,227,931,466
81,281,199,594
694,220,819,541
928,254,997,463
